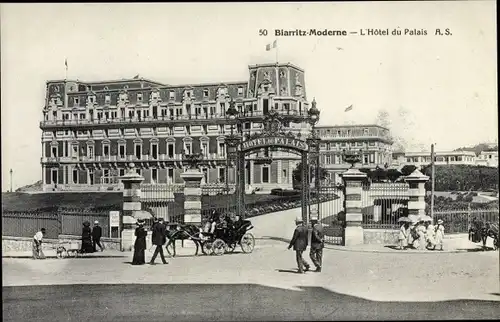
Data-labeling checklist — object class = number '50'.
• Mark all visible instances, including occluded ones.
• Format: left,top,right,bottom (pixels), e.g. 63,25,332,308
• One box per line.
259,29,268,36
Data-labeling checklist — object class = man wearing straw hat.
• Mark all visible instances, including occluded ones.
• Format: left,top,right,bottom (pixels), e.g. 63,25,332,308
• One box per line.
150,217,168,265
288,216,310,274
32,228,46,259
309,215,324,272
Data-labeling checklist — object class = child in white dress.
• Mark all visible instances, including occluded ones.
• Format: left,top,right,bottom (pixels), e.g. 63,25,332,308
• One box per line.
398,222,409,250
435,219,445,251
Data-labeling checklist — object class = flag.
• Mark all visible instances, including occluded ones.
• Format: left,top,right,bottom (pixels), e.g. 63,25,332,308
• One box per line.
266,40,277,51
344,105,353,112
65,58,68,69
133,74,140,79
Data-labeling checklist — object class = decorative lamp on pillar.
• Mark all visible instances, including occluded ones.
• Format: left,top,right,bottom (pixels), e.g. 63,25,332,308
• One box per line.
308,98,320,127
224,99,239,194
306,98,321,225
119,162,145,251
340,148,367,246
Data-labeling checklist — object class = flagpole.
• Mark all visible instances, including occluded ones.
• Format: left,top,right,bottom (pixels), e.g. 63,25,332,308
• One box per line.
65,58,68,80
275,41,279,64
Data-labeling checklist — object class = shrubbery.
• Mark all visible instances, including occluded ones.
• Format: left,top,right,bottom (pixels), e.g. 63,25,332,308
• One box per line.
270,188,301,197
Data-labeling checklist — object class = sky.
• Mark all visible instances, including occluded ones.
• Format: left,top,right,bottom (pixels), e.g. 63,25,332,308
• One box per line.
1,2,497,191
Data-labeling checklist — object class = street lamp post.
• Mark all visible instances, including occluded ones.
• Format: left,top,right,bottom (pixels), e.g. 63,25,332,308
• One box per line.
307,99,320,224
225,99,239,213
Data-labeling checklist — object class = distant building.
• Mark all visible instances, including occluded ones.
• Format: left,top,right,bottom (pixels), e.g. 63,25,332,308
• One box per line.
475,150,498,167
315,125,393,184
392,150,477,168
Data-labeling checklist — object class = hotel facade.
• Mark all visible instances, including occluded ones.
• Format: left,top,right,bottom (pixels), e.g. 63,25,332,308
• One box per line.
40,62,394,192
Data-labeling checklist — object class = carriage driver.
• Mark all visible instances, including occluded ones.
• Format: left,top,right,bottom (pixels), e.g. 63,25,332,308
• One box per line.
208,210,221,234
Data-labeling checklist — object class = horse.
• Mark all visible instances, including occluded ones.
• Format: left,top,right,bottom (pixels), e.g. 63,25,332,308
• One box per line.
165,223,204,257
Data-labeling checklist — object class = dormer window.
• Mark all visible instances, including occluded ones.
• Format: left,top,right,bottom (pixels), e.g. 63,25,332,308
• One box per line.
169,91,175,100
89,97,95,104
186,91,192,98
104,86,109,90
137,93,143,102
238,87,244,96
74,98,80,105
203,89,209,98
105,94,111,103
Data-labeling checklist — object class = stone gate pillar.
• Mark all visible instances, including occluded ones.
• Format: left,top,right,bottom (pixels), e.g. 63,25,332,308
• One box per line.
120,163,144,252
181,168,203,225
404,169,429,217
342,168,367,246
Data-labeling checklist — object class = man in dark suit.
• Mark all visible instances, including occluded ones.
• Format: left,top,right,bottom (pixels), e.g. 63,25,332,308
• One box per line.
150,217,168,265
309,216,324,272
151,217,159,245
92,221,104,252
288,216,310,273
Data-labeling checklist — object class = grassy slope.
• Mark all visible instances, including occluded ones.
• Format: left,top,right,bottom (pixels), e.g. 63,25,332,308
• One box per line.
2,192,299,213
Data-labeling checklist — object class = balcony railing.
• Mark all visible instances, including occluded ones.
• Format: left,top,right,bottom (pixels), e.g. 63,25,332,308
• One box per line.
40,109,311,127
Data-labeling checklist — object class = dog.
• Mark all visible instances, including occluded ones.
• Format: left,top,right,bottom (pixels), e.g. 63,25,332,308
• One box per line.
56,246,67,259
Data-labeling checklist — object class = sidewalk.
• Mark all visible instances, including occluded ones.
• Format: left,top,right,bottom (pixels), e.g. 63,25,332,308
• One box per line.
3,235,496,258
2,249,129,259
264,234,497,254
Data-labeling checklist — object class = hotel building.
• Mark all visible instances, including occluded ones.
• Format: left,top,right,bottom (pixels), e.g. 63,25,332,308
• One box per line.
40,63,315,192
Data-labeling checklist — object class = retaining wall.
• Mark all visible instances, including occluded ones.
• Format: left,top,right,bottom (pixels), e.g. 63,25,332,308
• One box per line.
2,235,121,253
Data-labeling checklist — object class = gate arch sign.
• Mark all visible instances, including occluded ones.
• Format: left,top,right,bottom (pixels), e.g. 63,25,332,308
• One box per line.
240,136,309,152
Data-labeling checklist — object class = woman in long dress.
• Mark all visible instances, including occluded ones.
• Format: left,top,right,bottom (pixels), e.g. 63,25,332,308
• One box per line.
416,221,427,250
435,219,445,251
132,220,148,265
81,222,94,253
425,220,436,250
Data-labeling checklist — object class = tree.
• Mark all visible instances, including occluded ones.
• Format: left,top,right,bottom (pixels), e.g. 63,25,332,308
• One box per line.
387,169,403,182
400,165,417,176
292,162,328,188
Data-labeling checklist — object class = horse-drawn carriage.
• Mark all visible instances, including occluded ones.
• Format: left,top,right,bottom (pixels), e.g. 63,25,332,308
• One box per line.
200,219,255,256
165,218,255,257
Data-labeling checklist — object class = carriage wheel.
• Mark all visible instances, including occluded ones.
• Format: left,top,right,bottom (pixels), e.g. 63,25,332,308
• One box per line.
240,233,255,253
201,241,214,255
166,240,176,257
212,239,226,256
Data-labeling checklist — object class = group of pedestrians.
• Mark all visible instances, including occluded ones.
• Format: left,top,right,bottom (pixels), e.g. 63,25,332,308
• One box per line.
132,217,169,265
288,215,324,274
81,221,105,253
399,218,445,251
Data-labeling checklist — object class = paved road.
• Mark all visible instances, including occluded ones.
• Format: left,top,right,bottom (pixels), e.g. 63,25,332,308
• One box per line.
3,239,499,321
3,284,500,322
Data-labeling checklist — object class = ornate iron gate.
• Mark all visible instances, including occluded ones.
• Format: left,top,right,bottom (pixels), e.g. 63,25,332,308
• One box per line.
318,184,345,245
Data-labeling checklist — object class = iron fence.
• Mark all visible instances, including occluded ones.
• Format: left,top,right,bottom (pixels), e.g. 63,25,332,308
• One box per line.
60,210,110,237
2,211,60,239
361,182,409,229
434,208,499,234
140,184,184,222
